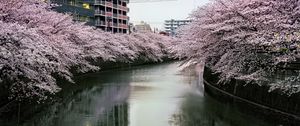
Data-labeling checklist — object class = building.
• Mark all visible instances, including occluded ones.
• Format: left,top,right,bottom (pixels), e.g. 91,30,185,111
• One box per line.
159,31,169,36
133,21,152,32
164,19,191,36
128,22,134,33
50,0,129,33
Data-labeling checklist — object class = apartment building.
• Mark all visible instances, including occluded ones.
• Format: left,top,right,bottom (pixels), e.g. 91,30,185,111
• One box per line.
133,21,152,32
164,19,191,36
51,0,129,33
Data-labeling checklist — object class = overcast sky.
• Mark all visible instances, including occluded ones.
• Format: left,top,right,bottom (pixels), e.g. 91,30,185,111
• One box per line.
128,0,210,30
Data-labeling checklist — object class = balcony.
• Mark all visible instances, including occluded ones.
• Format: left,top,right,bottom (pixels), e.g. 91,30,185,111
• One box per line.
95,20,106,26
95,10,105,15
105,2,113,7
94,0,105,5
107,22,113,27
118,15,128,20
106,12,113,17
119,24,128,29
117,0,129,3
118,5,128,12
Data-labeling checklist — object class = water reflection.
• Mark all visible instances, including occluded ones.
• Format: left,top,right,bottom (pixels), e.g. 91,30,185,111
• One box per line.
21,83,130,126
169,93,273,126
1,62,275,126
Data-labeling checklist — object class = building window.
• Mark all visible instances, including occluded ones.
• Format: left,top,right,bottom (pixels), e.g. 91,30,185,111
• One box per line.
69,0,75,6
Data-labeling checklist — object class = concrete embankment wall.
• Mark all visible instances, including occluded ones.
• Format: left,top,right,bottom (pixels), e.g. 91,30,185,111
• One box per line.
203,66,300,125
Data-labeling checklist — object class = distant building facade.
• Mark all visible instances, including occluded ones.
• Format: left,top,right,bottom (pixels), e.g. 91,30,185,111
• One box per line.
159,31,169,36
133,21,152,32
50,0,129,33
164,19,191,36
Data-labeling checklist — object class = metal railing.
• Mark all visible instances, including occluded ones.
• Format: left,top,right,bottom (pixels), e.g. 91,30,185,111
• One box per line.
119,24,128,29
95,20,106,26
94,0,105,5
95,10,105,15
105,2,113,7
105,12,113,17
118,5,128,11
118,15,127,19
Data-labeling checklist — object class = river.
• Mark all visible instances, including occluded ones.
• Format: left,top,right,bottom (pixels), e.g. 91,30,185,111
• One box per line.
1,62,274,126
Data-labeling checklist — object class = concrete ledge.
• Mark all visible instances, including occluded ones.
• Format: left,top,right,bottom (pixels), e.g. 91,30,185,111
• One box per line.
203,66,300,125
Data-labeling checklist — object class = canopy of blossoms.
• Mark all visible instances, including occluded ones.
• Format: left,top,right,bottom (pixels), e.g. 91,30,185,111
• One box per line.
173,0,300,95
0,0,174,101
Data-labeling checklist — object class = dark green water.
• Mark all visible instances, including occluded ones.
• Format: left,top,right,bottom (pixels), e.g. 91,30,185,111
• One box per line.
1,62,275,126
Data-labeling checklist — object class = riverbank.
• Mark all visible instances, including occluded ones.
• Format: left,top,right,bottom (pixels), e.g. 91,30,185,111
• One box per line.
202,65,300,125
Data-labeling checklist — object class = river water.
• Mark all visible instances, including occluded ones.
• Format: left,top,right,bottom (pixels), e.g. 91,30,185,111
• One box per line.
2,62,274,126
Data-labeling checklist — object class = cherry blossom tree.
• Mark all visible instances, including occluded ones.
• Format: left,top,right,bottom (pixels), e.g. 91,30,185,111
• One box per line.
175,0,300,94
0,0,173,101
